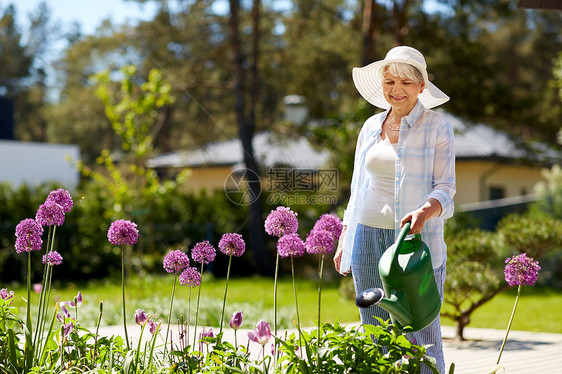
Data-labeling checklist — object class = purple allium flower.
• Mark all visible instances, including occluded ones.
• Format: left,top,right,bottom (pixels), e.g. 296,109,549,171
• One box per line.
191,240,216,264
277,233,306,258
313,214,343,240
163,249,190,274
36,201,65,227
504,253,541,287
218,233,246,257
46,189,73,213
135,308,148,326
229,310,243,330
264,206,298,237
305,229,335,255
15,218,43,253
179,267,201,288
247,320,271,346
33,283,42,294
1,288,14,305
107,219,138,246
42,251,63,266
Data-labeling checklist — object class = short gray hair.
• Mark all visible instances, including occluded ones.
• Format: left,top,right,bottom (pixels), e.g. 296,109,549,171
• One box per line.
379,62,424,83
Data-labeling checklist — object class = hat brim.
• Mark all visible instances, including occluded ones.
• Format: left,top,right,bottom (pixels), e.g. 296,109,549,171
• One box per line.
352,59,449,110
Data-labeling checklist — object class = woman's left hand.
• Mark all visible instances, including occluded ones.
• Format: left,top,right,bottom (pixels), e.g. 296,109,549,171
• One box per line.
400,198,442,234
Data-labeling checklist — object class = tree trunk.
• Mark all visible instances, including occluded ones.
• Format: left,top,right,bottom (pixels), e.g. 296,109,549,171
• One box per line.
361,0,378,65
229,0,272,276
392,0,410,46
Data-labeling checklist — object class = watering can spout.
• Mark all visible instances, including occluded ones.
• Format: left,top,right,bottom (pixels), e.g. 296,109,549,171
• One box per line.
356,288,412,328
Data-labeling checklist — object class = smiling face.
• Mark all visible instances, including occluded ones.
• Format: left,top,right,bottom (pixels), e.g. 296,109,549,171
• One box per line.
382,66,425,114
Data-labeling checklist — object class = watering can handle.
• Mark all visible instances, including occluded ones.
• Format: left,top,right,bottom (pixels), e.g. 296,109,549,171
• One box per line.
391,222,422,267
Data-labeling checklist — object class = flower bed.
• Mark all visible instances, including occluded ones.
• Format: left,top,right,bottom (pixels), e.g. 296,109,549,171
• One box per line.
1,189,450,372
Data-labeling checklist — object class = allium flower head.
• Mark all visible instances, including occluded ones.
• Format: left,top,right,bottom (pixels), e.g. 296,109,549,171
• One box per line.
43,251,63,266
264,206,298,237
504,253,541,287
230,310,243,330
247,320,271,346
313,214,343,240
1,288,14,305
46,189,73,213
277,233,306,258
179,267,201,288
36,201,65,227
107,219,138,246
305,229,335,255
33,283,42,294
163,249,190,274
191,240,216,264
218,233,246,257
15,218,43,253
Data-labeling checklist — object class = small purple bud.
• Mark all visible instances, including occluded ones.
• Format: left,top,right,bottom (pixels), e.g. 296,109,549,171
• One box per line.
1,288,14,305
149,320,159,335
248,320,271,346
63,322,74,337
135,308,148,326
229,311,243,330
68,292,83,308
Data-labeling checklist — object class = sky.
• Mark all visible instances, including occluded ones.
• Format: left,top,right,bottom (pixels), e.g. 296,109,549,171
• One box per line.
11,0,160,36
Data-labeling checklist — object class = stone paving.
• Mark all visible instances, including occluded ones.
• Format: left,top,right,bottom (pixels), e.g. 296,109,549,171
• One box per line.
97,324,562,373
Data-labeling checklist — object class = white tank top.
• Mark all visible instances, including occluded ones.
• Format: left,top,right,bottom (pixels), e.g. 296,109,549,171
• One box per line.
357,138,398,229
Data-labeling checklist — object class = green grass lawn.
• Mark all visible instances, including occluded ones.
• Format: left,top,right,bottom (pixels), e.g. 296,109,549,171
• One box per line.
8,275,562,333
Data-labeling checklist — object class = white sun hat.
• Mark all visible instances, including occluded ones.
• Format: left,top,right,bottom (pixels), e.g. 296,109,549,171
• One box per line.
352,46,449,110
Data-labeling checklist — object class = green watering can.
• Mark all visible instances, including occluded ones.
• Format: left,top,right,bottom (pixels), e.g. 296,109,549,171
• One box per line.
355,222,441,332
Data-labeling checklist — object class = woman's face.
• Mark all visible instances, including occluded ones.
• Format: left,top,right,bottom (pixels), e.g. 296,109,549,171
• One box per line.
382,69,425,113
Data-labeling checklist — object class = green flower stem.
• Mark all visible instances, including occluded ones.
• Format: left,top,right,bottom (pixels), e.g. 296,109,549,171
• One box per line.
193,262,204,350
35,264,53,361
317,254,325,368
135,323,146,369
273,252,280,362
497,284,522,365
219,255,233,334
290,256,302,333
24,250,33,370
33,226,52,349
164,274,178,356
187,288,192,348
147,323,160,369
121,246,130,350
93,301,103,369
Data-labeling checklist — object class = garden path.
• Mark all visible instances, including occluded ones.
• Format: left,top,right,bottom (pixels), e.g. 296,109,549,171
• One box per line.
96,324,562,373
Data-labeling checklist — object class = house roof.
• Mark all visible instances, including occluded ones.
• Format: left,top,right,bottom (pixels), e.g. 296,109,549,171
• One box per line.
443,111,560,164
146,131,331,170
147,113,560,170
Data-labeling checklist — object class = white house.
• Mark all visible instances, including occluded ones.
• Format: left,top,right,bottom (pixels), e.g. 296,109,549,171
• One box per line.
0,140,80,189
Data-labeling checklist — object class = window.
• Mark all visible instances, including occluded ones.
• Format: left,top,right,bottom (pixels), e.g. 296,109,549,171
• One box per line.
489,186,505,200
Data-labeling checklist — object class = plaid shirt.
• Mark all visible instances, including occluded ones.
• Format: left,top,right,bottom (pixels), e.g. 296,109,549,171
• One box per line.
340,100,456,274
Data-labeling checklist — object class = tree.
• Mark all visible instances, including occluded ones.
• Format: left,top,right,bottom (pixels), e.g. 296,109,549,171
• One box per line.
0,2,56,142
442,210,562,341
228,0,270,275
441,227,507,341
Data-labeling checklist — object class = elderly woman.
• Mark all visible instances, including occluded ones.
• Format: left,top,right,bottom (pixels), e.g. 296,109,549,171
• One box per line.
334,46,455,373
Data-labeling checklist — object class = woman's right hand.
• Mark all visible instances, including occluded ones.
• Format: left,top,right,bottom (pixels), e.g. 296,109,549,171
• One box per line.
333,225,349,275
